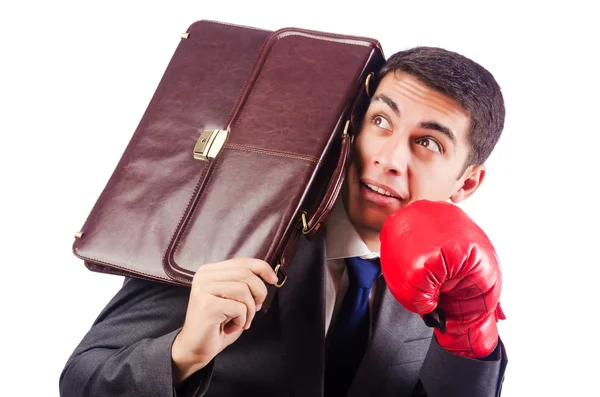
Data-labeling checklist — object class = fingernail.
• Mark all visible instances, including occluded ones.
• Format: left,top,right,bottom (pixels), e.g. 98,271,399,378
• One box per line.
256,304,262,312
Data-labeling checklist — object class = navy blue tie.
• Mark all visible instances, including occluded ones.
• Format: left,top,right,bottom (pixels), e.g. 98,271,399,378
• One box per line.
325,256,381,397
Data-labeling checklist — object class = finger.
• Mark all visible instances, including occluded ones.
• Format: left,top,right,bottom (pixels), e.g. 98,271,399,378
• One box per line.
196,258,278,284
206,281,256,329
215,296,248,332
194,267,270,307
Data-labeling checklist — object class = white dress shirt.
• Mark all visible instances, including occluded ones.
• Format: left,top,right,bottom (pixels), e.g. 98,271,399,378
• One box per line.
324,196,381,337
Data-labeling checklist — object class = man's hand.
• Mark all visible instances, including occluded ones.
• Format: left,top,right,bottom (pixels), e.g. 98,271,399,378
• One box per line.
379,200,506,359
171,258,278,384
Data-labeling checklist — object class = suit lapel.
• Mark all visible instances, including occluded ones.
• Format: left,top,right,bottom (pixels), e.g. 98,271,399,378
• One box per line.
276,234,433,397
347,276,431,397
277,234,327,397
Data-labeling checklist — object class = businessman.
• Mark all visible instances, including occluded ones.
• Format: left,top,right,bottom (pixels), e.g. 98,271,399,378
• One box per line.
60,46,507,396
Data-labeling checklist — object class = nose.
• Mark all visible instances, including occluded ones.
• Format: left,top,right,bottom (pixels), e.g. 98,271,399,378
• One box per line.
372,136,409,175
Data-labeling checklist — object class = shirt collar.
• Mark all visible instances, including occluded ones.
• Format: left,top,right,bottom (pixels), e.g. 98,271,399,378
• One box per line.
324,196,380,261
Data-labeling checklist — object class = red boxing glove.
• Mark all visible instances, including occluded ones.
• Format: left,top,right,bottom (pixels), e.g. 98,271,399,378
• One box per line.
380,200,506,359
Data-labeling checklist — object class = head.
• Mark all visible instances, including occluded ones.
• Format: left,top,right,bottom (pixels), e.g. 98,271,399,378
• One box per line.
342,46,505,248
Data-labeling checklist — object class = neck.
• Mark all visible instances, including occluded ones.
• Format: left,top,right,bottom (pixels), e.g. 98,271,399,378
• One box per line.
355,226,381,252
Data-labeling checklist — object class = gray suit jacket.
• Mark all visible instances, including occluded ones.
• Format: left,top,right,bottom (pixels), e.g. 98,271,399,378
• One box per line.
60,233,507,396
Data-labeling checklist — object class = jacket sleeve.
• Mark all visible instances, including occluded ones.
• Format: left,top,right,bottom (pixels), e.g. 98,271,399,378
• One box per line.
412,336,508,397
59,277,214,397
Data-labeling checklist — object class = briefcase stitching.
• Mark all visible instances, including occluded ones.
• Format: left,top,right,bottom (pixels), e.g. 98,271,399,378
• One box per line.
225,143,319,164
74,20,383,289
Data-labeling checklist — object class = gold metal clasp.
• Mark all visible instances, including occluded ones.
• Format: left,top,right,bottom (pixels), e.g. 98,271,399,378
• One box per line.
194,129,229,161
342,119,350,136
301,211,309,234
181,32,189,39
342,119,355,143
365,72,374,97
74,231,84,239
274,259,288,288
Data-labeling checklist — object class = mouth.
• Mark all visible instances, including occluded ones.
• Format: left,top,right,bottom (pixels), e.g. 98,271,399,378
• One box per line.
361,179,402,200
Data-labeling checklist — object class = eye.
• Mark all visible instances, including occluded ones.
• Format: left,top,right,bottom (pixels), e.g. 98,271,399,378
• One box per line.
416,137,443,153
371,115,392,130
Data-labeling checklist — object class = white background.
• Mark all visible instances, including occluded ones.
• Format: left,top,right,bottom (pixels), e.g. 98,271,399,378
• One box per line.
1,0,598,395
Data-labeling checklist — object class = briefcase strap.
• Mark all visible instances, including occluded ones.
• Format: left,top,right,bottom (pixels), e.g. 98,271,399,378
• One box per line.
301,122,353,240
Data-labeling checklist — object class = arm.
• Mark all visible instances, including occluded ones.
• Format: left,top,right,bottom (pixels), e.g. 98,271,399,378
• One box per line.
60,258,277,397
59,277,212,397
411,336,507,397
380,200,508,397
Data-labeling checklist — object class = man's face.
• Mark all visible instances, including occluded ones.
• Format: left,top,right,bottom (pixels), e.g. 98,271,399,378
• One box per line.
342,71,485,237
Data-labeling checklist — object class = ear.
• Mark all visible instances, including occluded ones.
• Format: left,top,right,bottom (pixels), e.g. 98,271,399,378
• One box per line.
450,164,486,203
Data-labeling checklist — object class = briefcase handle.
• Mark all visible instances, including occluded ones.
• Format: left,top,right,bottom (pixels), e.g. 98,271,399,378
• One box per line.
301,119,353,239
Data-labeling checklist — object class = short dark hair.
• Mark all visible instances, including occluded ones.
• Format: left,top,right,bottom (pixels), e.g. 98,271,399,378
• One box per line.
378,47,505,167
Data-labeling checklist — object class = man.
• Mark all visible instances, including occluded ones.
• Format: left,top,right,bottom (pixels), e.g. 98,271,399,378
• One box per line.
60,46,507,396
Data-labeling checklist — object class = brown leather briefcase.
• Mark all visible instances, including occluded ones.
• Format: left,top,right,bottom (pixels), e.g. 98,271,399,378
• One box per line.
72,19,385,309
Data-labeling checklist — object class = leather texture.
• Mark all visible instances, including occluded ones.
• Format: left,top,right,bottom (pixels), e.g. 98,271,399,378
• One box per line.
379,200,506,358
73,20,385,309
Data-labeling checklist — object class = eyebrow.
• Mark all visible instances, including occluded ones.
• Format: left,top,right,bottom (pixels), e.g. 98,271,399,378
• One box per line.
420,122,456,144
372,94,456,144
372,94,400,117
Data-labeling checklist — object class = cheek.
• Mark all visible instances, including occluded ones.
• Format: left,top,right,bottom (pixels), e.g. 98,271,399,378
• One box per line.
407,167,457,202
353,133,380,171
343,159,360,205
